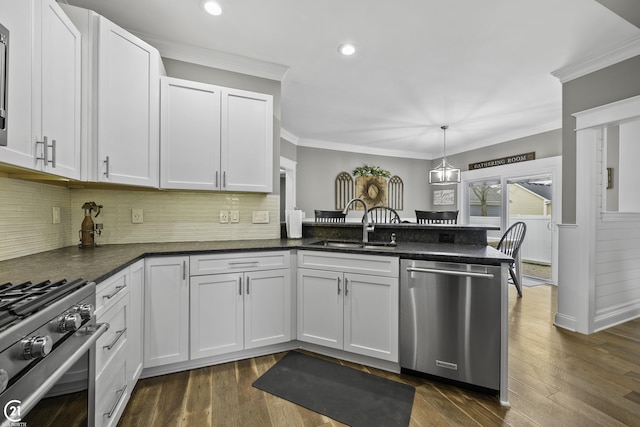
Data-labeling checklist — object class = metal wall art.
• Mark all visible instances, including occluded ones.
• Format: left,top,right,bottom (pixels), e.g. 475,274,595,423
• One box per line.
335,169,404,211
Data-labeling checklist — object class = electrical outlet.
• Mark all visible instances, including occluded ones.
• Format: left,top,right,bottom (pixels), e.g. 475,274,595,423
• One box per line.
252,211,270,224
132,208,144,224
52,207,60,224
219,210,229,223
230,210,240,223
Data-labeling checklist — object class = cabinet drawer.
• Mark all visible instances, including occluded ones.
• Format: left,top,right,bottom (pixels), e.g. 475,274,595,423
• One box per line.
96,268,129,318
190,251,290,276
298,250,399,277
95,349,128,427
96,295,128,377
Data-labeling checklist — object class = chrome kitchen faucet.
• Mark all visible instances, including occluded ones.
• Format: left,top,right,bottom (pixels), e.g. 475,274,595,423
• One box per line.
342,198,374,243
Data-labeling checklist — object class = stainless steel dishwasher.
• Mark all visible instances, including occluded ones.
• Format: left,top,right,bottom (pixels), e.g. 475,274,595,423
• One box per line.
400,259,501,392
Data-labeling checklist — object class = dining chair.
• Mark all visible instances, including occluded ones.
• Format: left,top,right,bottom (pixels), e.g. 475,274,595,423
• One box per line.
314,210,347,223
365,206,401,224
415,210,459,224
496,221,527,298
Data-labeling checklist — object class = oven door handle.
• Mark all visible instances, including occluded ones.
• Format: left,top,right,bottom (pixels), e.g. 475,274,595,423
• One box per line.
18,322,109,416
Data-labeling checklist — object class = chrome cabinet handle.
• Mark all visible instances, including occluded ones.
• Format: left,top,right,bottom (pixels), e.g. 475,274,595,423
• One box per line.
345,277,349,296
183,260,187,280
238,277,242,295
103,327,127,351
337,277,341,295
246,276,250,295
50,139,56,168
223,171,226,188
104,384,127,418
215,171,219,188
36,136,48,165
228,261,259,269
104,156,110,177
103,285,126,300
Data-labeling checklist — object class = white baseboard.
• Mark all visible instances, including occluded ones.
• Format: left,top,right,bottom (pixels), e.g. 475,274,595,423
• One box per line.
594,300,640,333
554,312,578,332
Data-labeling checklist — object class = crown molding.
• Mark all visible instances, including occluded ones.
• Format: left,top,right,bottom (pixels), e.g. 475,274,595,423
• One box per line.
131,31,289,82
297,138,432,160
446,120,562,157
294,119,561,161
280,128,299,145
552,34,640,83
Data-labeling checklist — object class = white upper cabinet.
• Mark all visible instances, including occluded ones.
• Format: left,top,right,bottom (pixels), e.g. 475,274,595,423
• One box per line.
0,0,81,179
61,4,162,187
160,77,221,190
221,88,273,192
160,77,273,192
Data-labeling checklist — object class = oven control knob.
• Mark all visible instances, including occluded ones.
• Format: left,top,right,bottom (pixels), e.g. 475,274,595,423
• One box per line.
74,304,94,321
21,336,53,359
58,312,82,332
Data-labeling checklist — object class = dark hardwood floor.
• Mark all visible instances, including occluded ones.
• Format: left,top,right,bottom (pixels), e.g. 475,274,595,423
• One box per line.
22,284,640,426
115,284,640,427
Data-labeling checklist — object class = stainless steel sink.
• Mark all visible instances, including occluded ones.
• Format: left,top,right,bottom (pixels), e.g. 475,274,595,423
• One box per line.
312,240,397,250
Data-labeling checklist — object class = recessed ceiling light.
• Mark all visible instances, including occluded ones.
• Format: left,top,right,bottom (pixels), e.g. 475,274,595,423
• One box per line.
203,0,223,16
338,43,357,56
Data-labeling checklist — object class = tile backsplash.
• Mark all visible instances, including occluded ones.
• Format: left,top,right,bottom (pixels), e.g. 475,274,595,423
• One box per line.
0,177,73,260
1,176,280,261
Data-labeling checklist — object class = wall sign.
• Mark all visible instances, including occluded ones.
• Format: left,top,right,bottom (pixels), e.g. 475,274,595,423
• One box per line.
469,152,535,170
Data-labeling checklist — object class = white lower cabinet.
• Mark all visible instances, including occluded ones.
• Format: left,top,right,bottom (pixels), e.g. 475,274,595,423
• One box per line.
297,250,399,362
143,252,291,368
127,260,145,384
190,251,292,360
190,268,291,359
143,256,189,368
94,259,143,427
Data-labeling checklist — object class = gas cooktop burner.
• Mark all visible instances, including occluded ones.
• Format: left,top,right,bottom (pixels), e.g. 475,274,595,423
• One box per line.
0,279,88,330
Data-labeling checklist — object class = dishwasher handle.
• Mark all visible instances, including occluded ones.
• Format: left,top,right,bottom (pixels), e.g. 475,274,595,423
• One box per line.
406,266,494,279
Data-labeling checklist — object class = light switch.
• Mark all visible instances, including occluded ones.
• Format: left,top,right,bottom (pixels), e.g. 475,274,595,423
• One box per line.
230,210,240,223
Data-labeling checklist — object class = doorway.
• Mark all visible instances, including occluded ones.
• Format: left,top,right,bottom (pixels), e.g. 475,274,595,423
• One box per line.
506,175,553,283
460,156,561,285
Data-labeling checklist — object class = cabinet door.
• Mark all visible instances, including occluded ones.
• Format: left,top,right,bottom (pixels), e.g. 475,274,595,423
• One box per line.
0,0,38,169
343,273,399,362
127,260,144,384
221,88,273,192
245,269,291,349
144,257,189,368
297,268,343,349
190,273,243,359
34,0,81,179
97,18,159,187
160,77,222,190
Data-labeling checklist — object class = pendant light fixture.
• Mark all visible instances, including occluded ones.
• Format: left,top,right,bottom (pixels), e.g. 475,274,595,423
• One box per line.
429,125,461,185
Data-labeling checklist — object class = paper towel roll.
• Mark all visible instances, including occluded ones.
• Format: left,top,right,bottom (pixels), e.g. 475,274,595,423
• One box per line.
287,210,303,239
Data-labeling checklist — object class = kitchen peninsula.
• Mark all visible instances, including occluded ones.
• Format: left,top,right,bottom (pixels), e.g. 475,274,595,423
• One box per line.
0,224,512,426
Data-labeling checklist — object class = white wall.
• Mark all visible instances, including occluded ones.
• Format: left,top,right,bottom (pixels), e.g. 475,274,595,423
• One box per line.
618,120,640,211
296,146,430,221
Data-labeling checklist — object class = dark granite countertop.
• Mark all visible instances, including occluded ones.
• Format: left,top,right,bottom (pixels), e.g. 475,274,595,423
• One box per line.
0,238,511,285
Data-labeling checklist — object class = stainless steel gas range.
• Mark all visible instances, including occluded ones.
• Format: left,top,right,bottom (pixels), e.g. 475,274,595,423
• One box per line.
0,278,108,425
